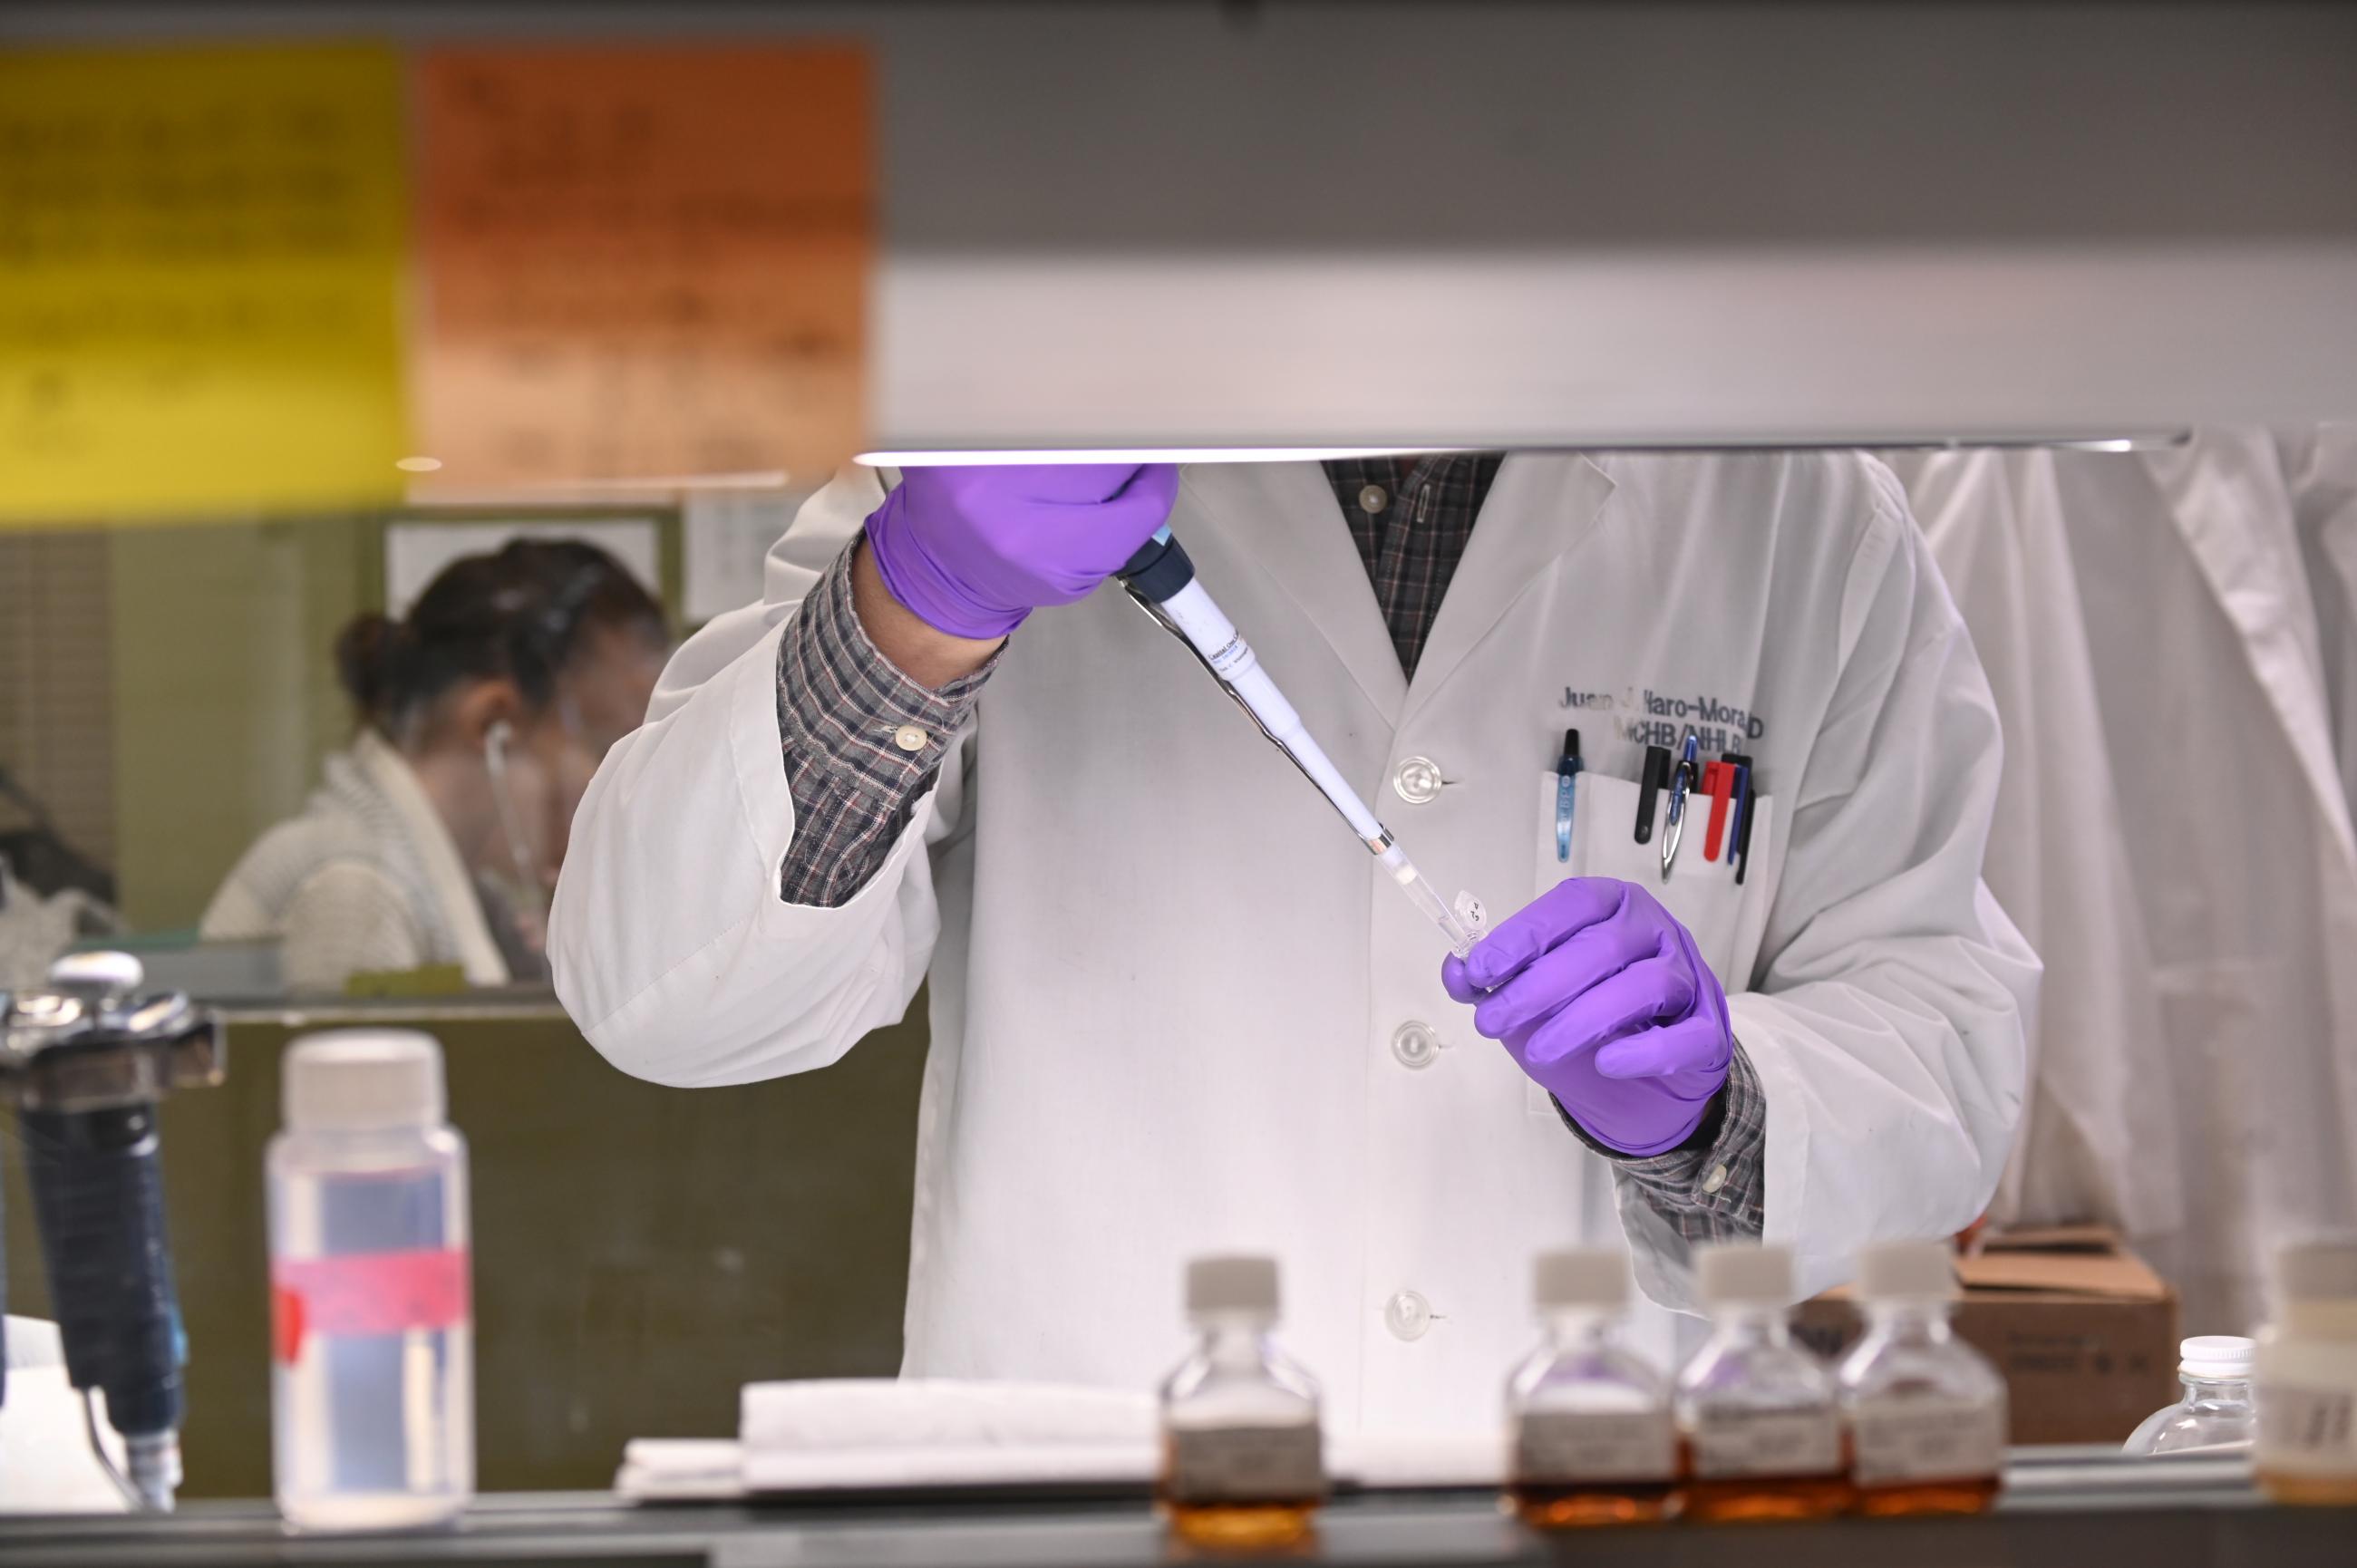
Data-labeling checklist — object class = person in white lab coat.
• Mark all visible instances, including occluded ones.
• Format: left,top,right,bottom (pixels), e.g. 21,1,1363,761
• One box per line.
206,540,666,992
1887,450,2184,1250
1896,436,2357,1335
551,454,2034,1435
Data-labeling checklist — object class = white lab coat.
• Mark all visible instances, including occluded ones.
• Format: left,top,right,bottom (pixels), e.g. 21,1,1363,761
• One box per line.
201,730,515,992
1896,435,2357,1334
2281,424,2357,825
1888,450,2184,1243
552,454,2033,1435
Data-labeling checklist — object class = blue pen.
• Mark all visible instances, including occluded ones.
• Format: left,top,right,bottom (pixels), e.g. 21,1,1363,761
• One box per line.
1719,751,1756,885
1554,729,1583,862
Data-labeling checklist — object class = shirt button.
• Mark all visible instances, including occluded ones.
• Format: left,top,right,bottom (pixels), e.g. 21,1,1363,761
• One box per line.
1392,755,1443,805
1391,1021,1438,1070
891,724,929,753
1384,1291,1432,1341
1357,483,1388,515
1702,1163,1730,1195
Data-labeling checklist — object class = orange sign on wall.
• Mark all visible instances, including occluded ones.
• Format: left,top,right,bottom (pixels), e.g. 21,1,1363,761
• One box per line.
412,44,869,489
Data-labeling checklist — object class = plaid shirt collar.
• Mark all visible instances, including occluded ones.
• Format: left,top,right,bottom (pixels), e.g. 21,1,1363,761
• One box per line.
1321,454,1504,679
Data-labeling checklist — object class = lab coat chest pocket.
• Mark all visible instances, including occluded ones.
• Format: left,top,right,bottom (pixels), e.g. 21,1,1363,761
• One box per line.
1535,771,1776,991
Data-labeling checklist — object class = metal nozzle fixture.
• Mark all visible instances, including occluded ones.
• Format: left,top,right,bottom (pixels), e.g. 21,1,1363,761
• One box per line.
5,954,223,1514
124,1431,184,1513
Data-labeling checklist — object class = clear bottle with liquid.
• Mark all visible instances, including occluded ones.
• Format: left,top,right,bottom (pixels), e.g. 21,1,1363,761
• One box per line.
268,1031,473,1532
1674,1244,1851,1522
2122,1337,2257,1458
2255,1238,2357,1505
1839,1241,2006,1515
1506,1248,1680,1526
1159,1255,1324,1550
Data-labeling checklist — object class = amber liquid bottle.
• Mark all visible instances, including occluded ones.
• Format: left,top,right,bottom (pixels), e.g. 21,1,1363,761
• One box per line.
1674,1244,1852,1522
1506,1249,1681,1526
1838,1241,2006,1516
2255,1239,2357,1506
1159,1256,1325,1551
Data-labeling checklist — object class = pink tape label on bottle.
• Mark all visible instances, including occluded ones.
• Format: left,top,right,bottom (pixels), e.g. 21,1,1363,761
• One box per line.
273,1248,470,1361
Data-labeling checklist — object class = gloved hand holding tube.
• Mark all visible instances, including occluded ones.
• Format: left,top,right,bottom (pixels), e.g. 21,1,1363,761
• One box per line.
1444,878,1732,1157
864,464,1181,640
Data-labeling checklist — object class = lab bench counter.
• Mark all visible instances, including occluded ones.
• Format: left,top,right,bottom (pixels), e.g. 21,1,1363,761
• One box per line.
0,1457,2349,1568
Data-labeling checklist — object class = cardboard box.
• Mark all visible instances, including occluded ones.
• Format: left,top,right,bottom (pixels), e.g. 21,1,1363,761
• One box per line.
1794,1225,2179,1446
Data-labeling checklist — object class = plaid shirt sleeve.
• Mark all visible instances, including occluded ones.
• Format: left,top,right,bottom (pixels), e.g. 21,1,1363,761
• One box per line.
1556,1041,1767,1243
775,540,996,907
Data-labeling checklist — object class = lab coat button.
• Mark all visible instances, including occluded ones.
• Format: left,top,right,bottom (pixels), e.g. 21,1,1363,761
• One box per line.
1384,1291,1432,1341
1358,484,1388,515
891,724,929,753
1391,1021,1438,1070
1392,755,1443,805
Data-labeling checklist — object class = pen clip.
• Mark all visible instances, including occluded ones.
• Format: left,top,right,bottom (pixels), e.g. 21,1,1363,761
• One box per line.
1661,737,1700,880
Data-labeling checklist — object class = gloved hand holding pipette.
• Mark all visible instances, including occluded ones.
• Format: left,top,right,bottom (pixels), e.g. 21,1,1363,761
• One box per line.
859,466,1479,966
865,464,1180,640
1443,878,1732,1157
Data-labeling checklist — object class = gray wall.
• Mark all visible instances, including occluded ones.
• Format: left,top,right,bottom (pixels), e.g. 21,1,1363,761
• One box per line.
6,4,2353,249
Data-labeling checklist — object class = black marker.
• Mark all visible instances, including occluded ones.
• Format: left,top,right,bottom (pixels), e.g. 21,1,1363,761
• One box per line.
1634,744,1670,845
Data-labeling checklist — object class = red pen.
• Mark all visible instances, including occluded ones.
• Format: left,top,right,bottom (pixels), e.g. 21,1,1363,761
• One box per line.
1701,760,1732,863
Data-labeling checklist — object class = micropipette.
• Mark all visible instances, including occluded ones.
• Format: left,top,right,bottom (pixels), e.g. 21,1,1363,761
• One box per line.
1116,528,1484,959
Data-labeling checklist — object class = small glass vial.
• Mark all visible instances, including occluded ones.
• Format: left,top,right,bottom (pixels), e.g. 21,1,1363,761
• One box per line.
2122,1337,2257,1457
2255,1238,2357,1505
268,1031,473,1532
1674,1243,1850,1522
1159,1255,1324,1550
1838,1241,2006,1515
1506,1248,1679,1526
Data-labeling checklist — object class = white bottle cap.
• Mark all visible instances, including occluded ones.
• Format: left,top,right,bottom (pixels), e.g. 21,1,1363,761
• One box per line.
1857,1240,1960,1301
47,950,144,996
284,1029,447,1133
1187,1255,1280,1318
1533,1248,1630,1311
2273,1238,2357,1302
2178,1336,2255,1379
1698,1243,1795,1305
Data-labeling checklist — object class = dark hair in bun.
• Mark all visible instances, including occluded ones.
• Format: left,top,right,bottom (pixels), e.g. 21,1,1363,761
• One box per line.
333,611,400,720
331,538,664,731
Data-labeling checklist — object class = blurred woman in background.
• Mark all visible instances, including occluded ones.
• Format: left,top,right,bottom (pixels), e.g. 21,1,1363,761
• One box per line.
203,539,667,992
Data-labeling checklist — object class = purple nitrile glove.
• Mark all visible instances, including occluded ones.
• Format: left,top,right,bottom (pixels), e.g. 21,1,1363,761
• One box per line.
1441,877,1732,1157
864,463,1181,640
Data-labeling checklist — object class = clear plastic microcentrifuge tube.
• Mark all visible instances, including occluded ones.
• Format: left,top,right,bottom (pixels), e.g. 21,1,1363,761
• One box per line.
1379,843,1483,960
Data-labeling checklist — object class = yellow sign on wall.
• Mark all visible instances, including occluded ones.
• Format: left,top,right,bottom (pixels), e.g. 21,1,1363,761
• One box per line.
0,44,410,524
